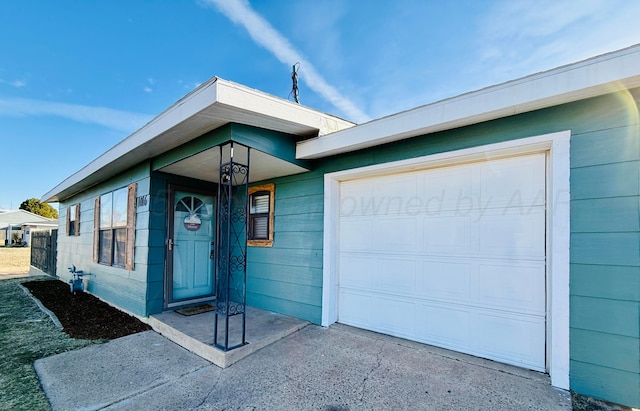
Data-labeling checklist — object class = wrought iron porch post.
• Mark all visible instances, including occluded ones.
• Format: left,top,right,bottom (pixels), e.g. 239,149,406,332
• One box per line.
214,142,249,351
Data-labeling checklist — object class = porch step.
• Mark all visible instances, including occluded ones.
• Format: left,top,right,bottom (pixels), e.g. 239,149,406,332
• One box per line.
148,306,309,368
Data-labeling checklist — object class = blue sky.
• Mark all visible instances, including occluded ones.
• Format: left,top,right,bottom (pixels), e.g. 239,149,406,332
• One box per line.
1,0,639,210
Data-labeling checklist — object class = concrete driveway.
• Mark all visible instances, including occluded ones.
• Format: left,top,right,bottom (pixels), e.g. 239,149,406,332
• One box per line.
35,324,570,410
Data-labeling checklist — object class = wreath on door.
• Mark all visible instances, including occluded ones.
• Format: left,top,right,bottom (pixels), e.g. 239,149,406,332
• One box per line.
176,196,208,232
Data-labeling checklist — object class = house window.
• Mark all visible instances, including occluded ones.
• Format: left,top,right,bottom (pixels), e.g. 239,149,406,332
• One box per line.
248,183,274,247
93,183,137,269
66,203,80,236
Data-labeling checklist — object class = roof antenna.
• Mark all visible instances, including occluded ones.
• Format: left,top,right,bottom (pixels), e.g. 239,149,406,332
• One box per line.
290,62,300,104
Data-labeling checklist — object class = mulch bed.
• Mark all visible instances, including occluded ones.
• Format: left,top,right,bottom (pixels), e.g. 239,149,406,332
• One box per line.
22,279,151,340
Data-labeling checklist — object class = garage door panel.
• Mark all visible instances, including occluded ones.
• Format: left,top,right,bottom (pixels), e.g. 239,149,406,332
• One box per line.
477,313,545,370
339,255,374,288
339,291,416,336
338,290,373,326
374,217,419,252
478,207,545,258
415,303,471,347
419,261,472,301
340,180,374,217
478,263,546,313
340,219,372,250
373,175,418,215
424,167,475,211
423,214,473,254
376,257,417,294
479,154,546,209
372,296,415,336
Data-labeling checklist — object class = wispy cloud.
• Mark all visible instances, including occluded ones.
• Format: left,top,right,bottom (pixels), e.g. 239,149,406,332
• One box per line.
0,78,27,88
144,77,154,93
178,79,201,90
475,0,640,82
201,0,370,123
0,97,152,133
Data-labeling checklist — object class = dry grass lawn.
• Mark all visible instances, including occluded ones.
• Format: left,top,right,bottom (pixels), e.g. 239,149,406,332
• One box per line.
0,247,31,273
0,278,96,410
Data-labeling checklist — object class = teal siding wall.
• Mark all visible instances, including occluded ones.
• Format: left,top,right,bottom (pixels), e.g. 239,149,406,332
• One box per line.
57,162,151,317
569,112,640,405
247,174,324,323
248,89,639,406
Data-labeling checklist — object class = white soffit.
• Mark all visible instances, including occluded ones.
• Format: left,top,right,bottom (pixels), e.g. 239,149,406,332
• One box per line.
43,78,355,203
297,44,640,160
158,147,308,184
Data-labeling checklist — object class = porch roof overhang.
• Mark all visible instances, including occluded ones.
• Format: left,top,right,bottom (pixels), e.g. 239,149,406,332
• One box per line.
296,43,640,159
42,78,355,203
151,123,314,184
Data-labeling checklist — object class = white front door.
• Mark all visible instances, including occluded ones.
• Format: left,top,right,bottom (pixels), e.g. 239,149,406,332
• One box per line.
169,188,216,303
337,153,547,371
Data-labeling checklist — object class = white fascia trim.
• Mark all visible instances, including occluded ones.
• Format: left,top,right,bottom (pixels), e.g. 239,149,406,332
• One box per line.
322,130,570,390
216,81,355,136
300,44,640,160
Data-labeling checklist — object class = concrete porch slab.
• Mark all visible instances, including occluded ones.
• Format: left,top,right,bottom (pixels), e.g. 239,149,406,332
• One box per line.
149,306,309,368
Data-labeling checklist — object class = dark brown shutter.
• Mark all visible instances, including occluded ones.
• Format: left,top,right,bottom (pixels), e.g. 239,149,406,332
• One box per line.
75,203,81,236
66,207,71,236
125,183,137,271
93,197,100,263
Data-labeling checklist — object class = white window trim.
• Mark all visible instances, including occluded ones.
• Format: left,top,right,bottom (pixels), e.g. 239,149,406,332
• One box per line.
322,130,570,390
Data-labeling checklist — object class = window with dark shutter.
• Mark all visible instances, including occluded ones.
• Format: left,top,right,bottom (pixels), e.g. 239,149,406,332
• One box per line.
67,205,73,236
74,203,81,236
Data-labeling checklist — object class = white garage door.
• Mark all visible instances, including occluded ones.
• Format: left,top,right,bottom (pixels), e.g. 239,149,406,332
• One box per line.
338,153,547,371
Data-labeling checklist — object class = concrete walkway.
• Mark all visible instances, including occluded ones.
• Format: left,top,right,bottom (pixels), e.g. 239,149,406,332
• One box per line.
35,325,570,410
